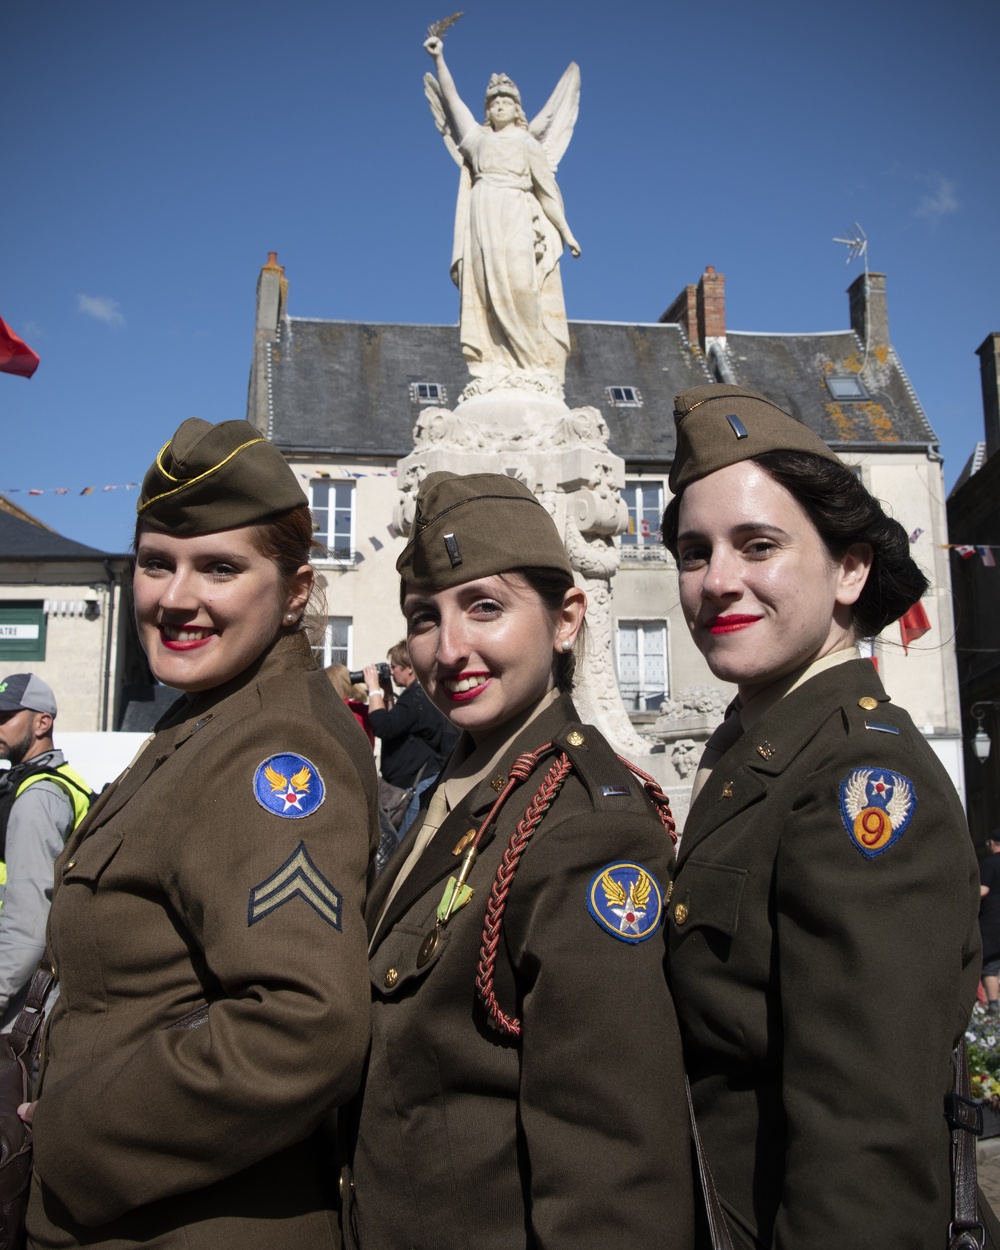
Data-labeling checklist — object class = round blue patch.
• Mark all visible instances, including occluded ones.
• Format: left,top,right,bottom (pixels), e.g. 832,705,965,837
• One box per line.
587,861,664,943
253,753,325,819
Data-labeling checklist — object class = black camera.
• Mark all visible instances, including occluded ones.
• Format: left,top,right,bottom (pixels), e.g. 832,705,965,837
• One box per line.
349,662,390,685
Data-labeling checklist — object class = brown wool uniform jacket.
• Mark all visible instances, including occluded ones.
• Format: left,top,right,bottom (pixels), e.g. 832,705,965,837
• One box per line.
28,633,378,1250
345,693,695,1250
667,659,981,1249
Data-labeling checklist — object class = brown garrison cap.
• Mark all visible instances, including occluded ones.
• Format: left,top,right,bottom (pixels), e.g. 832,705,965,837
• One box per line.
137,419,307,535
397,471,572,589
669,384,841,492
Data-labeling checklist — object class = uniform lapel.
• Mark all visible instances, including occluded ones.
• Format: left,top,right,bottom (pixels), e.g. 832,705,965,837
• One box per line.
679,660,884,862
368,695,573,953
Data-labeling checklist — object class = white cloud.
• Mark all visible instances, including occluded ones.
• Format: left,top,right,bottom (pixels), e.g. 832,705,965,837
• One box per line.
77,294,125,326
915,176,959,226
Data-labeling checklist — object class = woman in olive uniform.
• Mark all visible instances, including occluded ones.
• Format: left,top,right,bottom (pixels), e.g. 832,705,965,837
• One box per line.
661,385,981,1248
24,419,378,1249
343,471,694,1249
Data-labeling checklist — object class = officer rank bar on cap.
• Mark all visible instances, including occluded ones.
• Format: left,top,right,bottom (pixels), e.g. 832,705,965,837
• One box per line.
669,384,842,493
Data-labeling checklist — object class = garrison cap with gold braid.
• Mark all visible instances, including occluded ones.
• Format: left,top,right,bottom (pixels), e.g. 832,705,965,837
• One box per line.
669,384,842,492
137,418,308,535
397,471,572,589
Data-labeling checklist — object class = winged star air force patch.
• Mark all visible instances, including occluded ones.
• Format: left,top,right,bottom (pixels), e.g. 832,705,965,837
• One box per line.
839,767,916,859
587,862,664,943
248,841,342,930
253,752,325,819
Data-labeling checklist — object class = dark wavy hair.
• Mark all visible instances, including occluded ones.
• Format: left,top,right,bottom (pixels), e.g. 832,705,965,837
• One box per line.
660,451,928,639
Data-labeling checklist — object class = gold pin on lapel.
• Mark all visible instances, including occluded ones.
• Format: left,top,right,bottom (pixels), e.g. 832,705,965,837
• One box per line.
490,775,505,792
757,741,776,760
721,781,734,798
452,829,476,856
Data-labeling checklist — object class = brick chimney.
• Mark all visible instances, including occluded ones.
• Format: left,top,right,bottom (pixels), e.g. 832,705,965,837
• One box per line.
247,253,287,434
847,271,889,353
660,266,726,353
977,332,1000,461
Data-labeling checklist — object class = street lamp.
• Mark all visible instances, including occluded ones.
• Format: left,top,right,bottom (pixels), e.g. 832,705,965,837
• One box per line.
971,701,1000,763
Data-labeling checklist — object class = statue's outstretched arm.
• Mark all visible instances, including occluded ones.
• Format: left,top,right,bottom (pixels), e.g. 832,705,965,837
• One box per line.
424,37,477,151
528,143,581,258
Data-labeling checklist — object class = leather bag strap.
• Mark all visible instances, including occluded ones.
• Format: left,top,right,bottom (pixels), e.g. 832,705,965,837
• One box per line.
947,1040,986,1249
686,1077,735,1250
8,958,54,1063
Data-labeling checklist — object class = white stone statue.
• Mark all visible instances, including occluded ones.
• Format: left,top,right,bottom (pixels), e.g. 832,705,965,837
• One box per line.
423,35,581,400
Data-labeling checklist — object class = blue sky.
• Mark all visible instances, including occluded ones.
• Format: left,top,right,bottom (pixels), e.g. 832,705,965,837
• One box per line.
3,0,997,553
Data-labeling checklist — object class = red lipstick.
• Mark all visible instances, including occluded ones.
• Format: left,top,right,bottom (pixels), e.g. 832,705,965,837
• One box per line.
705,614,761,635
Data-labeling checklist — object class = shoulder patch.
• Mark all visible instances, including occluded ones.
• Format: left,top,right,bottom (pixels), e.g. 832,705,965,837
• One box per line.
248,841,342,930
839,768,916,859
587,862,664,943
253,752,325,819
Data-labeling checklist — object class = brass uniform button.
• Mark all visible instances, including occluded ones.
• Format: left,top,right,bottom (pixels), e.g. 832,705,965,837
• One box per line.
384,967,399,989
858,696,878,710
674,903,689,925
566,730,585,746
490,775,505,792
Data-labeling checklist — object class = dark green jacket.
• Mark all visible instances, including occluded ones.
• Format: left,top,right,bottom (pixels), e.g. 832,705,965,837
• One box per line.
667,659,981,1249
347,693,695,1249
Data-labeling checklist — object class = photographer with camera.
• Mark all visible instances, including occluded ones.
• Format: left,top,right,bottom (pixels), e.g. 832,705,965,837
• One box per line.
362,643,457,849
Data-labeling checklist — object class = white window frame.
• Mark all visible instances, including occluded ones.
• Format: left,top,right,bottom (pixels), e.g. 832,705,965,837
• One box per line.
615,619,669,712
605,385,643,408
410,382,447,405
310,479,356,564
314,617,352,669
621,479,665,549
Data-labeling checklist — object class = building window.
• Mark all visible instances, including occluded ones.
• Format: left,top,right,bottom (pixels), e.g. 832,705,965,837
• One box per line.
616,621,668,712
311,480,355,562
314,617,352,669
606,385,642,407
621,480,664,548
410,382,446,404
0,602,46,661
825,375,868,401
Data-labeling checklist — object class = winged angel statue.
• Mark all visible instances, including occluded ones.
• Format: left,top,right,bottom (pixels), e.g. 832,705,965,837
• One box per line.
424,35,581,395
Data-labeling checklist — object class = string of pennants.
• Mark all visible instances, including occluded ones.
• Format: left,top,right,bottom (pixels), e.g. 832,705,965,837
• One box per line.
3,483,139,497
943,543,997,568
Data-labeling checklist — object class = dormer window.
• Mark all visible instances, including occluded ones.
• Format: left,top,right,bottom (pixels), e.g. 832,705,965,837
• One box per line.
825,375,868,401
606,385,642,407
410,382,446,404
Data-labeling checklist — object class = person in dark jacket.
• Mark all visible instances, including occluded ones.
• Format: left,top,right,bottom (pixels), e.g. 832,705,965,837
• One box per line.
364,642,454,788
343,471,694,1250
661,384,981,1249
979,832,1000,1012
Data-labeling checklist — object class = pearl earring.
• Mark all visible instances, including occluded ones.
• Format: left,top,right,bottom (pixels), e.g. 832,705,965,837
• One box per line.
561,639,573,652
285,613,295,624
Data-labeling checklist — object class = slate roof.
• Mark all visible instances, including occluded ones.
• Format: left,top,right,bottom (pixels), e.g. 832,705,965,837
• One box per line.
0,509,112,561
724,330,937,450
265,316,937,466
268,317,711,466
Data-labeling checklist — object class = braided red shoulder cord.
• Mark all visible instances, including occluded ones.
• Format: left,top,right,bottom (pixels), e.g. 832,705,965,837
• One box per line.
474,746,677,1039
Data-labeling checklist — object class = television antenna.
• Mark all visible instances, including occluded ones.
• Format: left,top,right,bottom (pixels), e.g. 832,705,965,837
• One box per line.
832,223,872,373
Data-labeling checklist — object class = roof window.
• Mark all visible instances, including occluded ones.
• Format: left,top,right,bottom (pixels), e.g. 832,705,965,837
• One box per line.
410,382,446,405
606,386,642,408
825,375,868,401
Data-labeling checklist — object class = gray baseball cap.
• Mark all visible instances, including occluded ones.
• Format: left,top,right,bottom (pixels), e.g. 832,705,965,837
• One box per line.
0,673,57,717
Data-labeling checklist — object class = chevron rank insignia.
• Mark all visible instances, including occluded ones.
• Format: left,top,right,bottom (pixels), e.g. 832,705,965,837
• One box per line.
248,841,342,930
587,862,663,943
253,752,325,819
839,768,916,859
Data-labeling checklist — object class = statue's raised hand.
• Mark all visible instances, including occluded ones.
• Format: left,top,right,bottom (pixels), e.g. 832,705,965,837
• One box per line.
424,36,443,59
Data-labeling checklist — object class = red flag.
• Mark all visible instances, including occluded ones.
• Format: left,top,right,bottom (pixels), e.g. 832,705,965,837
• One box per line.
899,601,931,653
0,317,40,379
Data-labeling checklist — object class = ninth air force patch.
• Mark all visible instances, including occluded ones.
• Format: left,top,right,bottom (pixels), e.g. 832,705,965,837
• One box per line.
253,752,325,819
839,767,916,859
587,862,664,943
